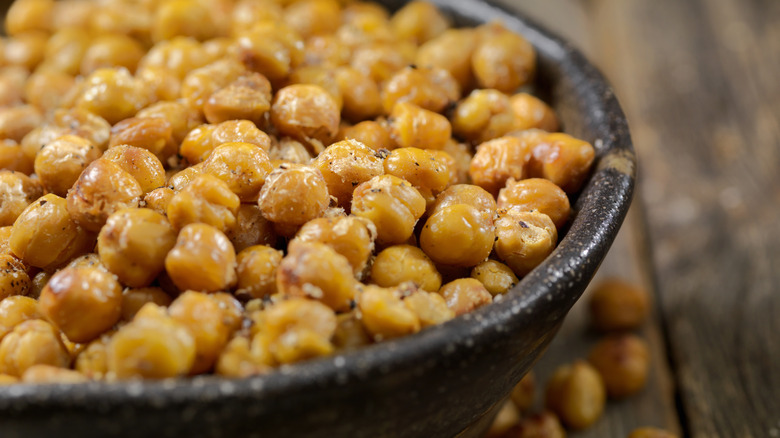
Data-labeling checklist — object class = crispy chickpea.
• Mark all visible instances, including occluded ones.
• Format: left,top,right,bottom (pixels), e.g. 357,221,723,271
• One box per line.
144,187,175,216
511,371,536,413
589,279,650,332
351,174,426,245
180,119,271,165
181,58,247,112
5,0,53,35
469,136,533,196
289,65,343,110
38,266,122,343
339,6,396,47
389,1,449,44
236,22,304,83
294,216,377,277
336,67,383,122
29,270,50,299
472,23,536,93
420,204,494,267
303,34,350,67
0,105,42,144
236,245,282,300
41,27,90,75
202,142,274,203
431,184,496,216
167,163,204,192
498,178,571,230
358,285,420,341
138,37,209,80
628,428,679,438
442,140,472,185
10,194,95,269
137,101,203,145
97,208,177,288
103,146,166,195
314,139,385,208
438,278,492,315
277,240,357,311
509,412,567,438
34,135,101,197
167,174,240,232
66,159,144,232
151,0,220,43
382,66,459,115
169,291,233,374
451,89,517,144
0,296,40,341
528,132,596,194
74,334,110,379
107,303,196,379
215,335,269,377
231,0,283,34
23,71,75,112
270,137,313,164
0,254,32,300
227,204,277,252
545,360,606,430
284,0,341,38
121,287,173,322
415,29,477,90
108,117,178,164
332,311,371,350
388,102,452,151
0,140,33,174
4,32,48,70
350,41,414,84
65,253,106,271
588,334,650,399
511,93,559,132
383,146,451,199
0,67,27,107
403,289,454,327
339,121,395,152
494,209,557,277
204,73,273,125
164,223,238,293
370,245,441,292
80,34,145,75
75,68,148,125
257,164,330,229
51,108,112,151
471,260,519,296
271,84,341,149
259,297,337,364
0,171,43,227
0,319,70,377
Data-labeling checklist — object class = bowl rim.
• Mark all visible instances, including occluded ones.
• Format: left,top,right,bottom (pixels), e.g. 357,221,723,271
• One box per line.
0,0,635,410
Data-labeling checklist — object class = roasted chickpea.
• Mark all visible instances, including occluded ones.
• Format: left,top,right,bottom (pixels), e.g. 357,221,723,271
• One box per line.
5,0,54,35
430,184,496,216
181,58,247,112
389,0,449,44
257,164,330,230
339,121,395,151
358,285,420,341
589,279,650,332
389,102,452,151
469,136,533,196
137,101,203,145
167,174,240,232
277,240,357,311
235,245,283,300
0,296,40,341
271,84,341,149
258,297,337,364
41,27,90,74
370,245,441,291
204,73,273,125
0,319,70,377
420,204,494,267
628,428,679,438
180,119,271,165
10,194,95,269
80,34,145,75
164,223,237,293
33,135,100,197
438,278,492,316
0,226,11,254
144,187,175,216
74,68,148,125
382,66,459,115
403,289,454,327
269,136,313,164
511,371,536,413
303,34,350,67
236,22,304,83
528,132,596,194
471,260,519,296
451,89,518,144
351,174,426,245
0,140,33,175
0,67,27,107
4,31,48,70
108,117,178,164
498,178,571,230
29,270,50,299
0,254,32,300
51,108,112,151
284,0,341,38
215,335,269,377
151,0,221,43
350,43,412,85
138,37,210,80
336,67,383,122
121,287,173,322
202,142,274,203
294,216,377,277
472,23,536,93
169,291,234,374
415,29,476,90
441,140,473,185
314,139,385,208
0,171,43,227
545,360,606,430
73,332,110,379
0,105,42,144
167,163,204,192
23,71,75,112
588,334,650,399
494,209,557,277
383,147,452,200
509,412,567,438
289,65,344,110
511,92,559,132
226,204,277,252
21,364,87,383
231,0,283,34
102,145,167,195
97,208,177,288
66,159,143,232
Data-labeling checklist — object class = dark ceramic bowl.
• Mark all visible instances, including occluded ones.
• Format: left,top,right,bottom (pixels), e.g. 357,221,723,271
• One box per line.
0,1,635,437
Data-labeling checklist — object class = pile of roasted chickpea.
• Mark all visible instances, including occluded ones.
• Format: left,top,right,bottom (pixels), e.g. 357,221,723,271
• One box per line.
0,0,596,383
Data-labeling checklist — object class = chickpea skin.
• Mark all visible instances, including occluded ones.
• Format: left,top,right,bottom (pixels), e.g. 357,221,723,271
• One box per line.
180,119,271,165
202,142,274,203
34,135,102,197
294,216,377,277
383,147,451,199
204,73,273,125
164,223,238,293
389,1,450,44
102,145,167,195
226,204,277,252
339,121,396,152
167,174,241,233
403,289,455,327
420,204,495,267
511,92,560,132
235,245,283,300
0,171,44,227
351,175,426,245
108,117,178,164
529,132,596,194
494,209,558,277
271,84,341,149
144,188,176,217
545,360,607,430
438,278,492,316
74,67,147,125
0,140,33,174
497,178,571,230
371,245,442,292
381,66,460,114
314,139,385,208
0,319,70,377
469,136,533,196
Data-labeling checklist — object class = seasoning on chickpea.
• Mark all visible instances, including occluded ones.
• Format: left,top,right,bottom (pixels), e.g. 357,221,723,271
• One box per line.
34,135,102,197
0,254,32,300
494,209,558,277
164,223,237,293
339,121,396,152
314,139,385,208
202,142,274,203
471,260,519,296
257,164,330,234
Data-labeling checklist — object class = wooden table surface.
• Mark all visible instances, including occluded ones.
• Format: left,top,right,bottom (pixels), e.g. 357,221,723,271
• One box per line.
493,0,780,436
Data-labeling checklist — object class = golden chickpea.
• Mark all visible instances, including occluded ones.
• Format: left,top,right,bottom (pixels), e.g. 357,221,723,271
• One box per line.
65,253,106,272
271,84,341,148
109,117,178,164
202,142,274,203
80,34,145,75
351,174,426,245
226,204,277,252
66,159,144,232
4,31,48,70
332,311,371,350
257,164,330,229
284,0,341,38
144,187,175,216
589,279,650,332
289,65,344,110
390,1,449,44
236,22,304,83
34,135,100,197
181,58,247,112
420,204,494,267
545,360,606,430
430,184,496,216
528,132,596,194
137,101,204,145
510,412,567,438
370,245,441,292
169,291,233,374
269,137,313,164
5,0,53,35
98,208,177,288
0,296,40,341
442,140,473,185
384,146,451,196
497,178,571,230
152,0,221,43
0,319,70,377
138,37,210,81
389,102,452,151
40,27,89,75
74,334,110,379
23,71,75,112
75,68,148,125
471,260,519,296
0,105,42,144
628,428,679,438
236,245,283,300
314,139,385,208
29,270,50,299
0,226,11,253
494,209,558,277
107,303,196,379
38,266,122,343
0,140,33,174
510,93,559,132
0,67,27,107
164,223,237,293
167,163,204,192
0,171,43,227
231,0,283,35
403,289,454,327
301,34,350,67
336,67,383,122
588,334,650,399
121,287,173,322
277,240,357,312
0,254,32,300
415,29,477,90
180,119,271,165
167,174,240,232
215,335,269,377
339,121,395,152
451,89,518,144
10,194,95,269
294,216,377,277
204,73,273,125
382,66,459,115
138,66,180,102
259,297,337,364
21,364,87,383
438,278,492,316
511,371,536,413
103,146,166,195
474,136,538,196
358,285,420,341
472,23,536,93
350,43,411,86
51,108,112,152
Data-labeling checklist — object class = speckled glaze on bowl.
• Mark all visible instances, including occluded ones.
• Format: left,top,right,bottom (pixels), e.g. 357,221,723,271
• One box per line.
0,1,635,437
